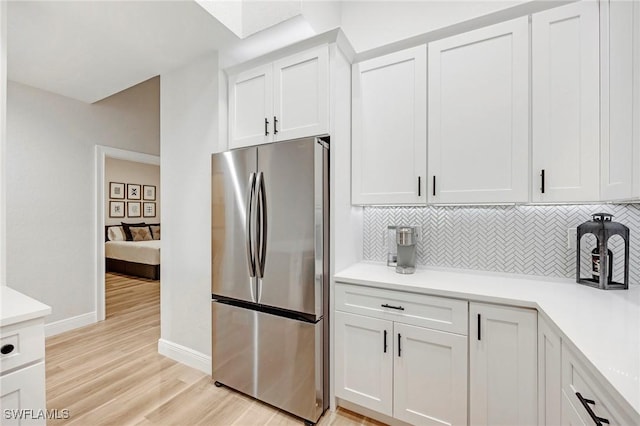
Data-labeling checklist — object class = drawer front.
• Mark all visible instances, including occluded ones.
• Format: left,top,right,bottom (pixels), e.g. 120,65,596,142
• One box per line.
335,282,468,335
0,320,45,374
561,343,636,425
0,361,47,425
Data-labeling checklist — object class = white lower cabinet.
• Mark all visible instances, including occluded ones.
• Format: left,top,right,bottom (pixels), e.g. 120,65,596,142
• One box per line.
393,323,467,426
334,283,468,425
334,311,393,416
469,302,538,426
538,314,562,425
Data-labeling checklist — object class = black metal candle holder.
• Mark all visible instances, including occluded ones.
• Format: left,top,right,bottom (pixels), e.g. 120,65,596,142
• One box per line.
576,213,629,290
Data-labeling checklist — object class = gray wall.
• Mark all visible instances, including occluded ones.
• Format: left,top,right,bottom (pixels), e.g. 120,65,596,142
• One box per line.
364,204,640,285
6,77,159,324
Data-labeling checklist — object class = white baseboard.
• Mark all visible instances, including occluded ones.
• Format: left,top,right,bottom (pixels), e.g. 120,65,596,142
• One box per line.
158,338,211,375
45,311,97,337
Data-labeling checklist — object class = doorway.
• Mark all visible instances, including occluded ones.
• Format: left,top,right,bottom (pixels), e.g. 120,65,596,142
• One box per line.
95,146,160,321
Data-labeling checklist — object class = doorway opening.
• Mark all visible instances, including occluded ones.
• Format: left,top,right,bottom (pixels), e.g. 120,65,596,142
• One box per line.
95,146,160,321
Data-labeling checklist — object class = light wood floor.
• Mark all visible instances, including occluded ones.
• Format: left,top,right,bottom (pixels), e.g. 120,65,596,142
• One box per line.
45,273,383,425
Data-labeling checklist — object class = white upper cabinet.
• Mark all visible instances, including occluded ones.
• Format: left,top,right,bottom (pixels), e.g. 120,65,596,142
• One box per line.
229,64,273,149
228,45,329,149
428,17,529,204
601,0,640,200
352,45,427,205
532,1,600,203
469,302,537,426
272,47,329,142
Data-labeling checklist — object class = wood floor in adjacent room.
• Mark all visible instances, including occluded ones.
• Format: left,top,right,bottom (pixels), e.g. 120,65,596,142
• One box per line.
45,273,381,426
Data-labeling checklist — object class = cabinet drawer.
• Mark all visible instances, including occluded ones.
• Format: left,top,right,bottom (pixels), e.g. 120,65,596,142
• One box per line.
0,319,45,374
562,342,636,425
335,283,468,335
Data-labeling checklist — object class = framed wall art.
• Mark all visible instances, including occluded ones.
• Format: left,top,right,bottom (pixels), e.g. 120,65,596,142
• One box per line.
109,201,125,218
127,184,141,200
143,185,156,201
143,202,156,218
127,202,141,218
110,182,125,199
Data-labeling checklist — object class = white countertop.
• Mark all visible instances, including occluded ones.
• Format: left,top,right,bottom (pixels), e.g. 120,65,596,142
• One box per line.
335,262,640,417
0,286,51,327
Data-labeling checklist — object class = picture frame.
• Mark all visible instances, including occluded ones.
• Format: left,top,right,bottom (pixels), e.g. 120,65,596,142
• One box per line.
143,185,156,201
127,202,141,218
143,202,156,218
127,184,141,200
109,201,125,218
109,182,125,199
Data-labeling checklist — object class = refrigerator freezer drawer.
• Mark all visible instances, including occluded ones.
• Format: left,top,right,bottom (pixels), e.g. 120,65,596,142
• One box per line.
212,301,326,423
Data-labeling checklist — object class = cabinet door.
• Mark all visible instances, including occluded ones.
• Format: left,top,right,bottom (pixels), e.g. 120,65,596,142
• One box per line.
334,311,393,416
229,64,273,149
469,303,537,426
394,323,467,426
538,314,561,426
561,391,588,426
0,361,46,425
532,1,600,202
272,46,329,141
428,17,529,204
352,45,427,205
601,0,636,200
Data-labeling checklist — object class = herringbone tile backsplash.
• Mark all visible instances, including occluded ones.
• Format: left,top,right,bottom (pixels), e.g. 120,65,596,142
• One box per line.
363,204,640,285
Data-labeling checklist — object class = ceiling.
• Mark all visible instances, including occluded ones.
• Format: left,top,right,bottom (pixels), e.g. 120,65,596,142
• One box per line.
7,1,319,103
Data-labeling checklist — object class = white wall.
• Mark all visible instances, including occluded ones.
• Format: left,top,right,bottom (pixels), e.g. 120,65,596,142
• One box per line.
340,0,529,53
6,77,159,325
1,0,7,286
159,53,220,367
105,158,161,226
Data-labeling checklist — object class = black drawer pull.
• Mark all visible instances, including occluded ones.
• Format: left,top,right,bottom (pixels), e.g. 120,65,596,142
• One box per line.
381,303,404,311
1,344,15,355
576,392,610,425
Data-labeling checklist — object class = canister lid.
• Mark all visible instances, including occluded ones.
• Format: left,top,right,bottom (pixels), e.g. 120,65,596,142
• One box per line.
396,227,416,246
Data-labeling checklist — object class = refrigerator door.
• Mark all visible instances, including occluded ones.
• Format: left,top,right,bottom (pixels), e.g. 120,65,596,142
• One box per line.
212,301,325,423
256,138,327,318
211,148,258,302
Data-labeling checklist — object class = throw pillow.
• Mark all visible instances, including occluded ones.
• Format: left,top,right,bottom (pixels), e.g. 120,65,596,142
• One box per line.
129,226,153,241
107,226,125,241
121,222,146,241
149,225,160,240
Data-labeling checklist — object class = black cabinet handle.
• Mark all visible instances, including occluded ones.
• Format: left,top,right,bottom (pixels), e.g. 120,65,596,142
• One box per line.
432,176,436,196
541,169,545,194
1,344,15,355
576,392,610,425
381,303,404,311
273,116,278,134
418,176,422,197
398,333,402,357
383,330,388,353
264,118,269,136
477,314,481,341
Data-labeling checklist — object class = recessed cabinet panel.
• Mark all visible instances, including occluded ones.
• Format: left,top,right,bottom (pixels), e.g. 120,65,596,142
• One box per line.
532,1,600,202
273,46,329,141
352,45,427,205
601,0,635,200
0,361,46,426
334,311,393,416
393,323,467,426
538,314,562,426
469,303,537,426
428,17,529,203
229,65,272,149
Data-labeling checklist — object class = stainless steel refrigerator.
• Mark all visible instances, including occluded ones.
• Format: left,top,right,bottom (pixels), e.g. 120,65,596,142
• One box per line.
211,136,329,424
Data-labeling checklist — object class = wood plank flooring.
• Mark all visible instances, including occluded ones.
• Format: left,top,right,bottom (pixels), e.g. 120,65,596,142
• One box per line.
45,273,383,425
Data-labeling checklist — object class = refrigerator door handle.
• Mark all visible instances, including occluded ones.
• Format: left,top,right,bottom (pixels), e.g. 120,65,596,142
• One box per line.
246,172,257,277
256,171,268,279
